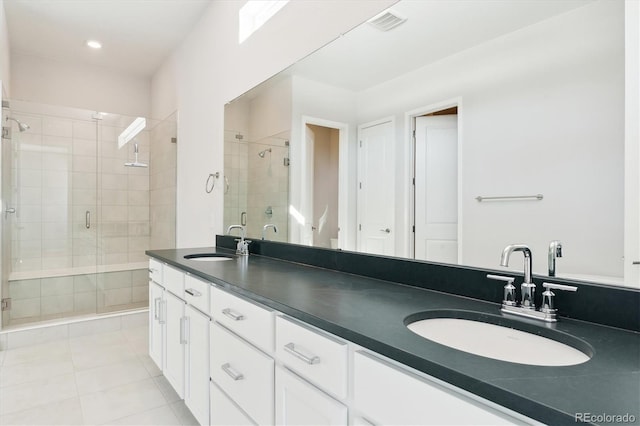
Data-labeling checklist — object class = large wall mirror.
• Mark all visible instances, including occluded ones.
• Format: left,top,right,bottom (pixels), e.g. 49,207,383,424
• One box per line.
224,0,639,288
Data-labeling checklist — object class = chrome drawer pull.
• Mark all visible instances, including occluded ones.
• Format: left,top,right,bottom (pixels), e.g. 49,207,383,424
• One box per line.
221,363,244,381
284,342,320,365
222,308,245,321
185,288,202,297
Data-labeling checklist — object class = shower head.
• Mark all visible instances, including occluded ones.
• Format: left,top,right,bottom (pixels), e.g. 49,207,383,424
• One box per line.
6,116,30,132
258,148,272,158
124,143,148,168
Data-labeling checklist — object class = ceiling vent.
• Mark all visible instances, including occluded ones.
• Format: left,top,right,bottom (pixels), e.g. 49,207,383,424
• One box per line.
368,10,407,32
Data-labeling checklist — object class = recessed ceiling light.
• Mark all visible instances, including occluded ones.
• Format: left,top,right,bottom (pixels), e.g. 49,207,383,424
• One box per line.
86,40,102,49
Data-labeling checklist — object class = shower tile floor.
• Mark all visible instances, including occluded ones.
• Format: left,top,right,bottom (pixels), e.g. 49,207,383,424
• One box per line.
0,323,198,425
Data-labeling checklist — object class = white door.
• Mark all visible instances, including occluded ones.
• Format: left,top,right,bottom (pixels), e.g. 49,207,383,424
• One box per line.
414,115,458,263
164,291,185,398
275,366,347,426
357,120,395,256
149,283,165,370
185,305,210,426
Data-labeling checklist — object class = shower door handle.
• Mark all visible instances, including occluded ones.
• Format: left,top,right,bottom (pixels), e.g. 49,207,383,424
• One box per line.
86,211,90,229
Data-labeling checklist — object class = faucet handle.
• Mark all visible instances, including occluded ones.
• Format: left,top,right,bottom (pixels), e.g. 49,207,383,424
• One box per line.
487,274,517,306
541,282,577,313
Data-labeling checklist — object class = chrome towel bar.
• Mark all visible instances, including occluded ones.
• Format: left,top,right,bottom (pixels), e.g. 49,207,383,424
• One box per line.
476,194,543,202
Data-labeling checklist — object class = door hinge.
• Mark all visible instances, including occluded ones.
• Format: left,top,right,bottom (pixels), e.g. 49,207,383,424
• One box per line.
412,225,415,233
412,177,415,185
412,129,416,139
359,224,362,231
2,127,10,140
1,298,11,311
359,182,362,189
359,140,362,148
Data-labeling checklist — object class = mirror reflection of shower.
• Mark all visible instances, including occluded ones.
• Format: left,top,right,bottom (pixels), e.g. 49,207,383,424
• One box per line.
5,116,30,132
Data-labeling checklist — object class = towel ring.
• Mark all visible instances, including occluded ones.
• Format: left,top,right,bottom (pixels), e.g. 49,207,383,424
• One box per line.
206,172,220,193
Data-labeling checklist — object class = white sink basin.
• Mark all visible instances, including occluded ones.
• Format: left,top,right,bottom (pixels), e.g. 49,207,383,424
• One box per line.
184,254,234,262
407,318,590,366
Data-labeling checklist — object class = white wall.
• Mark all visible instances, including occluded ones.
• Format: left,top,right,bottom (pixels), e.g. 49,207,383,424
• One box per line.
11,54,150,117
356,0,624,277
150,0,396,248
0,0,10,95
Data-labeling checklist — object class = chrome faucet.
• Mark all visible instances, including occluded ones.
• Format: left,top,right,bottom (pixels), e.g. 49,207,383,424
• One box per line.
262,224,278,240
227,225,251,256
548,240,562,277
488,243,577,322
500,244,535,309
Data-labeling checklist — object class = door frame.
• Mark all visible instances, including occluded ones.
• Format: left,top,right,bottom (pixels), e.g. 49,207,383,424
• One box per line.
404,97,463,261
300,116,349,249
356,116,396,254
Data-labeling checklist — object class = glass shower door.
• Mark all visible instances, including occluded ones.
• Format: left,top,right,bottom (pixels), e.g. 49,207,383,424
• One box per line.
3,101,99,326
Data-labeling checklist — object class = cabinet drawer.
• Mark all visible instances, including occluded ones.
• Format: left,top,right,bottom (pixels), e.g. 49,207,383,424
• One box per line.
184,274,210,313
148,259,163,284
163,265,184,298
211,287,274,353
353,351,518,425
275,316,347,399
210,322,274,425
210,381,255,426
275,366,347,426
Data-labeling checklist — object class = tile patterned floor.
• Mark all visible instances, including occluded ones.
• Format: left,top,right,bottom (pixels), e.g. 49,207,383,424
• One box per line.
0,324,198,425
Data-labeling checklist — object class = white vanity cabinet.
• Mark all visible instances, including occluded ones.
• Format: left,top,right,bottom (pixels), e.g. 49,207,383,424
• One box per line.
353,350,522,425
147,258,535,426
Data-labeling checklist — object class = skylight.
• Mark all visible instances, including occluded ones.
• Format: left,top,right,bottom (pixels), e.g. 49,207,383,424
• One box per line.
239,0,289,44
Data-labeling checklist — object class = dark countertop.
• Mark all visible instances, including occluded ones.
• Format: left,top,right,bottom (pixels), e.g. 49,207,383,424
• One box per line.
147,247,640,426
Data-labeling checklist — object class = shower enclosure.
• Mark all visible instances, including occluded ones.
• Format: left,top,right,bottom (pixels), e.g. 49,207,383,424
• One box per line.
0,100,176,328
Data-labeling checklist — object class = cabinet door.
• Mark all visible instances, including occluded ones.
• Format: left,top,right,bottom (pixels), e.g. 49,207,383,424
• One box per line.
275,366,347,426
210,381,255,426
164,291,186,398
149,282,165,370
185,305,210,426
210,322,274,425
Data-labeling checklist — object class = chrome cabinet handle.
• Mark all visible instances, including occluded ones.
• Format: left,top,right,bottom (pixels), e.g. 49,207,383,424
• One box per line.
85,211,91,229
222,308,245,321
284,342,320,365
154,297,161,320
185,288,202,297
159,300,167,325
179,317,188,344
221,363,244,381
379,228,391,233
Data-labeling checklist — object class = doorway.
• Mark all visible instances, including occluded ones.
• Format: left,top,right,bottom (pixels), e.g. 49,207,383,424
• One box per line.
301,118,346,249
412,105,460,263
